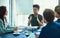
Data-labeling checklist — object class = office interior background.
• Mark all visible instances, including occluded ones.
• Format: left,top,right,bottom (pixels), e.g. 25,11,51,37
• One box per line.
0,0,59,26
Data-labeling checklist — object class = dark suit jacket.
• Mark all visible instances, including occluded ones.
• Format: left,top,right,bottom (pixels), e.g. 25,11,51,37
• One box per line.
56,19,60,23
39,22,60,38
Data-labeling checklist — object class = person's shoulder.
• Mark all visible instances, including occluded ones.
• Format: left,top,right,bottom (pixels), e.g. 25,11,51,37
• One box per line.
56,19,60,22
54,22,60,26
0,19,3,27
54,22,60,28
38,14,42,18
38,14,43,21
49,22,60,31
41,25,48,31
0,19,3,23
42,23,54,30
28,14,34,19
38,14,42,16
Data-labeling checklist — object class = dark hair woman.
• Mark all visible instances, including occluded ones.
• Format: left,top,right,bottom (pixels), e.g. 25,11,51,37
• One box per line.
0,6,7,25
0,6,18,36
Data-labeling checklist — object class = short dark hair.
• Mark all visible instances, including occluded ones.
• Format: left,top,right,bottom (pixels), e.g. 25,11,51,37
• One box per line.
43,9,55,22
33,4,40,10
55,5,60,15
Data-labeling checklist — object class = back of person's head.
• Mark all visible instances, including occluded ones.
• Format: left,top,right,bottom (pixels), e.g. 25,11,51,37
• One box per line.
55,5,60,15
33,4,40,10
43,9,55,23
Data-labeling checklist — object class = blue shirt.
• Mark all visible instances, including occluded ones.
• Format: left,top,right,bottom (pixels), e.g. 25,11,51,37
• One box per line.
39,22,60,38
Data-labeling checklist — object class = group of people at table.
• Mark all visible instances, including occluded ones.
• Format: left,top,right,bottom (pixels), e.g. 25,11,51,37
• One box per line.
0,4,60,38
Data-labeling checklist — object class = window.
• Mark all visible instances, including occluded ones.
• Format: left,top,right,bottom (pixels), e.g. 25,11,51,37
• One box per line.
0,0,10,24
12,0,33,26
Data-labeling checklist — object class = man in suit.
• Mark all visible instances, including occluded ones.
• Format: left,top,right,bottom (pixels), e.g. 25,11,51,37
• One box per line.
54,5,60,23
39,9,60,38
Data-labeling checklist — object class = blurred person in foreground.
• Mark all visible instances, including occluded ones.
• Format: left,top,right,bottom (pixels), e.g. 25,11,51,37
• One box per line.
39,9,60,38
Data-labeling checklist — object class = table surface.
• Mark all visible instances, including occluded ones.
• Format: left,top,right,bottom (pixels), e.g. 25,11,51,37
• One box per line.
0,26,43,38
0,33,35,38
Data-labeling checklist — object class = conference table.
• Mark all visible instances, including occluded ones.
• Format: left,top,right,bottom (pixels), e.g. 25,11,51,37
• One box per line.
0,26,43,38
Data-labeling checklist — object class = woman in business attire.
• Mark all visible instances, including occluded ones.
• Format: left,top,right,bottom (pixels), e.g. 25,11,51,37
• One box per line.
39,9,60,38
55,5,60,23
0,6,18,38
